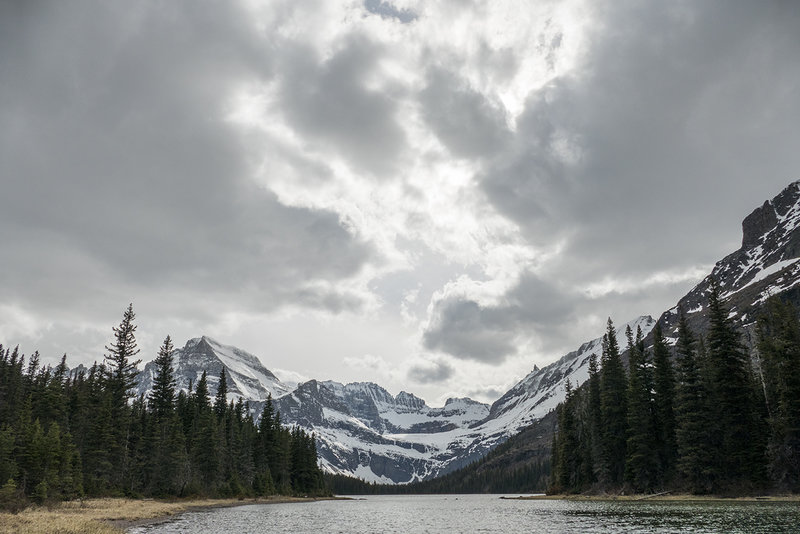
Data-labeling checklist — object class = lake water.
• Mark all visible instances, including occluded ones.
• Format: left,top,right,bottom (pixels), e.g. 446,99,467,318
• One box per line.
128,494,800,533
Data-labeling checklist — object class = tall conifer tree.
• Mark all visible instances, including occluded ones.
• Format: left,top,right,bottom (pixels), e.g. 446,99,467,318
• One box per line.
214,368,228,419
600,318,628,486
625,325,657,491
652,322,677,483
674,312,712,493
757,297,800,491
150,336,176,420
705,279,765,488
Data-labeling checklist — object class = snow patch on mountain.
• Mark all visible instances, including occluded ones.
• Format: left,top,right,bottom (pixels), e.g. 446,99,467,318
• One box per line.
485,315,656,434
136,336,291,402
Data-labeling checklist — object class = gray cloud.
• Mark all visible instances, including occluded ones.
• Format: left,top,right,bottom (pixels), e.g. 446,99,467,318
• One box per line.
420,68,511,159
466,386,505,401
0,1,375,323
407,358,455,384
483,2,800,279
422,267,704,364
364,0,417,24
449,1,800,362
423,272,578,363
277,34,407,177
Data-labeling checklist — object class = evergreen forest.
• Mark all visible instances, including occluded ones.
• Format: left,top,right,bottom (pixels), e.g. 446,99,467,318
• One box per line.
550,284,800,495
0,305,326,510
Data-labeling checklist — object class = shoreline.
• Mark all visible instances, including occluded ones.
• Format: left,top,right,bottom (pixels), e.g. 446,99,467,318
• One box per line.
111,496,347,530
0,496,345,534
504,493,800,502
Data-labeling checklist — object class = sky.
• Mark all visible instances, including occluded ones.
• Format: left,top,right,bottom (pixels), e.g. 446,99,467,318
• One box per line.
2,0,800,406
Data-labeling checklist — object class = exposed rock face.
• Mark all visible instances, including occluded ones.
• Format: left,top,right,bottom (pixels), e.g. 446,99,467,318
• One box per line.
658,180,800,340
135,336,291,402
133,181,800,484
269,380,492,483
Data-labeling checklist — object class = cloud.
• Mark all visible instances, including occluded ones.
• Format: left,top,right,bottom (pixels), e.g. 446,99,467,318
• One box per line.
364,0,417,24
275,33,407,177
3,0,800,405
430,0,800,366
482,1,800,279
422,272,578,363
466,386,505,401
0,1,376,328
407,358,455,384
343,354,388,370
419,68,511,159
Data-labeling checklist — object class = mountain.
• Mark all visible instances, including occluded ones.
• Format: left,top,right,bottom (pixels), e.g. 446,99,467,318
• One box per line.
406,180,800,492
270,381,491,483
136,336,291,402
133,316,655,484
658,180,800,340
133,181,800,486
133,321,651,483
486,316,655,428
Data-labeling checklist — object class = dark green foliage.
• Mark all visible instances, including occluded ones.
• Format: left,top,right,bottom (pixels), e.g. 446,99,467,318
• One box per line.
587,353,602,483
550,294,798,496
704,280,766,489
674,312,713,493
757,297,800,492
0,308,327,509
624,326,657,492
214,368,228,420
599,319,627,486
150,336,177,421
103,304,142,489
104,303,141,411
552,381,580,493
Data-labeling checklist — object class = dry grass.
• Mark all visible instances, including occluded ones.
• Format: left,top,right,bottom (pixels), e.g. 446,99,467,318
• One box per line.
0,497,273,534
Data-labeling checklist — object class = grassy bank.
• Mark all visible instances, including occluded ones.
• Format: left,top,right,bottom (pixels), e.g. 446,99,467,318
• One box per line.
0,496,336,534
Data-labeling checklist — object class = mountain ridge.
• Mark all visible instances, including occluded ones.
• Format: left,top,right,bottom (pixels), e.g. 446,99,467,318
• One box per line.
133,180,800,485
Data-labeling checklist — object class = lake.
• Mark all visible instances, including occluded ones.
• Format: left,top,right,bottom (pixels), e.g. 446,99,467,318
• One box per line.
128,494,800,533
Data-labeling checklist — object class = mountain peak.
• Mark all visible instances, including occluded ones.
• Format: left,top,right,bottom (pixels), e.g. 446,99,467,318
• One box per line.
660,179,800,336
137,336,290,402
741,181,800,249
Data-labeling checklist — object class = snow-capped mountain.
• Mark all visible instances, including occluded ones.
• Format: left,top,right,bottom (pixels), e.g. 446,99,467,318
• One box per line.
133,181,800,485
134,323,649,484
269,380,491,483
136,336,291,402
658,180,800,339
266,316,653,483
487,316,656,426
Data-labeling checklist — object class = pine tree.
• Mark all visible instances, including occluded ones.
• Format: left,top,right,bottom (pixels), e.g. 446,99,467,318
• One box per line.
104,304,141,487
104,304,141,410
600,319,627,486
585,352,602,486
756,297,800,491
554,381,579,492
625,326,657,492
652,322,677,484
192,371,218,491
194,372,210,413
214,368,228,420
674,312,711,493
705,279,766,489
150,336,176,420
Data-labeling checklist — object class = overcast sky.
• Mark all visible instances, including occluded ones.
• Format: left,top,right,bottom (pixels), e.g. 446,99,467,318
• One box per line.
2,0,800,405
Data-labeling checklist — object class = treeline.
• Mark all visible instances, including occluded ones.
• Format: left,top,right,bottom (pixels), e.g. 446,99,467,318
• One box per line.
0,305,325,509
550,283,800,495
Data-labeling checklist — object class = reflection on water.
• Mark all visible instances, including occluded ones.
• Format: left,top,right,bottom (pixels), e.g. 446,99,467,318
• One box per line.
129,494,800,534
